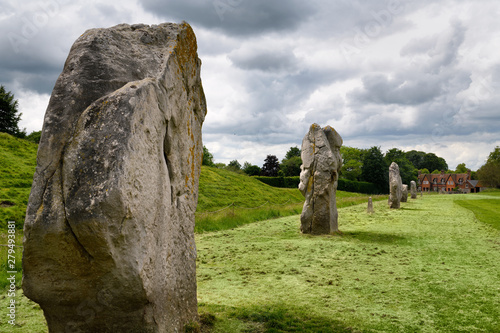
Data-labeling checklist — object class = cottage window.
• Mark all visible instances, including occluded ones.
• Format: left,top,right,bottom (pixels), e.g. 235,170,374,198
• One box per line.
433,179,437,184
441,178,445,184
458,178,463,184
423,181,429,185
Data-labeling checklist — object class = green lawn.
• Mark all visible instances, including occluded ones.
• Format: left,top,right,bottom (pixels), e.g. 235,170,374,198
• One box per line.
195,193,500,332
1,193,499,332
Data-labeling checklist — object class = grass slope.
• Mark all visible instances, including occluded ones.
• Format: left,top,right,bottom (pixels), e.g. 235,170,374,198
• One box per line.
0,133,37,229
197,166,304,211
196,166,387,232
455,189,500,230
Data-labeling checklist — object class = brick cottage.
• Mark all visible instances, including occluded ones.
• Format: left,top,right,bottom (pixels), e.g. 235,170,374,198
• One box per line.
417,170,483,193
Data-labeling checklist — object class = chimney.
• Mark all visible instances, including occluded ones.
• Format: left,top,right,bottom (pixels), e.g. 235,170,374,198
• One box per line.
467,169,471,179
441,170,445,175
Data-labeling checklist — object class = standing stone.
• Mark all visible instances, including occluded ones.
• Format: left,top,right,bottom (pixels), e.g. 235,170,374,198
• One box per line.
367,197,374,214
388,162,402,209
410,180,417,199
22,23,206,332
401,184,408,202
298,124,343,234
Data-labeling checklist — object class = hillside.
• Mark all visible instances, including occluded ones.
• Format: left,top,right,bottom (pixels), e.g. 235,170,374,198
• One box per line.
0,133,304,228
197,166,303,211
0,133,385,231
0,133,38,228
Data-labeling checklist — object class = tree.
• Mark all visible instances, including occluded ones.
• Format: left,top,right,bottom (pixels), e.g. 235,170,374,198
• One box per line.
243,162,261,176
360,146,388,193
420,168,430,174
487,146,500,163
202,145,215,167
227,160,241,172
477,146,500,188
281,146,302,176
285,146,301,160
280,156,301,176
406,150,427,170
261,155,280,177
384,148,417,185
0,85,25,137
406,150,448,172
455,163,468,174
340,146,366,181
423,153,448,172
25,130,42,144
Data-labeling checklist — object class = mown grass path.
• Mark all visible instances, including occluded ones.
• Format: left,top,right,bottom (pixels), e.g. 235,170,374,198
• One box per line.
196,193,500,332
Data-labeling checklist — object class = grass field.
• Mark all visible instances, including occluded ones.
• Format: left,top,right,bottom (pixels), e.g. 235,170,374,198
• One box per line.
2,192,499,332
194,193,500,332
1,133,499,331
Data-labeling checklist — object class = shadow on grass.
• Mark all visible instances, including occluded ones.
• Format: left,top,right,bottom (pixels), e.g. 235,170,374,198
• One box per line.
200,303,359,333
342,230,408,244
399,207,425,211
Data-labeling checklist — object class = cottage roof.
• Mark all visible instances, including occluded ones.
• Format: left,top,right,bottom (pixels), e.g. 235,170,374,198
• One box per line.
468,180,479,187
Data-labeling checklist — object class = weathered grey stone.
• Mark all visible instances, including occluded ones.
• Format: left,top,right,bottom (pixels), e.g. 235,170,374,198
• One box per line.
410,180,417,199
22,23,206,332
367,197,374,214
299,123,343,234
401,184,408,202
388,162,402,209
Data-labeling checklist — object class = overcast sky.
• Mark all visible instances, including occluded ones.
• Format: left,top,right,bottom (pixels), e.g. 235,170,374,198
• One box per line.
1,0,499,170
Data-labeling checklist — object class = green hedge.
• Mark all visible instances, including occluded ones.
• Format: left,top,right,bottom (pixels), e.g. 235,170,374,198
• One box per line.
337,178,380,194
254,176,381,194
253,176,300,188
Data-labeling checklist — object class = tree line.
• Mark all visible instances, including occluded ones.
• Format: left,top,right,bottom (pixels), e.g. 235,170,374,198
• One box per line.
203,144,500,191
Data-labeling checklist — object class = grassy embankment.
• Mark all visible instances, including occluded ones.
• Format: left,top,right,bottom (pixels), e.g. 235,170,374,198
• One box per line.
196,166,387,232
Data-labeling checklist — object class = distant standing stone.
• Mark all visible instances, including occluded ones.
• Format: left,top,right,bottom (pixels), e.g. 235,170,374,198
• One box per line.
410,180,417,199
388,162,402,209
299,123,343,234
367,197,374,214
401,184,408,202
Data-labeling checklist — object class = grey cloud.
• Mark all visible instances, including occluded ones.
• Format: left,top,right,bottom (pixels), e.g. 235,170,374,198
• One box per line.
229,48,299,73
140,0,314,36
350,73,442,105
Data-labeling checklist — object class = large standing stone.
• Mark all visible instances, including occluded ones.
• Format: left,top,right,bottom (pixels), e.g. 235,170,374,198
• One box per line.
401,184,408,202
299,124,343,234
22,23,206,332
388,162,402,209
410,180,417,199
